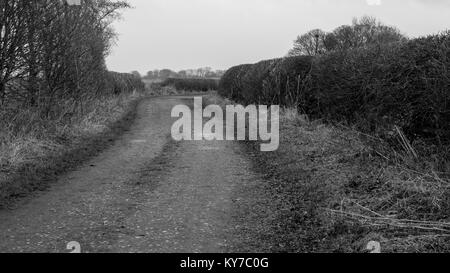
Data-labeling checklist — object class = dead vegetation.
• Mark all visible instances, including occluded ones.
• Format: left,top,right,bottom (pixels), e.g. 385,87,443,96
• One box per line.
292,109,449,252
0,91,144,208
239,106,449,253
160,78,219,92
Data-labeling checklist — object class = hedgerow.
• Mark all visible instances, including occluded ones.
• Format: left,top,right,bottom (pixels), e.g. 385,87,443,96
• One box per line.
219,32,450,145
218,64,252,101
106,72,145,95
161,78,219,92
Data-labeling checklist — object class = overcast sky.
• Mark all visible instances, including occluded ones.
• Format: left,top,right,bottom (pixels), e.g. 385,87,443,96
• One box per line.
106,0,450,74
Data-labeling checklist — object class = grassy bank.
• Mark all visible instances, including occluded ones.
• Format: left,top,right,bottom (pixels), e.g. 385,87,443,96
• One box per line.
161,78,219,92
204,93,450,252
242,108,449,253
0,91,144,208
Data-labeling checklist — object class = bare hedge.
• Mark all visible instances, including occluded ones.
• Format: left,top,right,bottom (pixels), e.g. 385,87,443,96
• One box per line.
0,1,131,109
219,32,450,142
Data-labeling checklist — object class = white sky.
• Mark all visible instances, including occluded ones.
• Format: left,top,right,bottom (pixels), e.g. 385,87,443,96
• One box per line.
106,0,450,74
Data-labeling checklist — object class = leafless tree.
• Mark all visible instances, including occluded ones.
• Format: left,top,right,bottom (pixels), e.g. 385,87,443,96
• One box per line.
0,1,28,105
288,29,327,56
0,0,130,111
288,16,406,56
327,16,406,51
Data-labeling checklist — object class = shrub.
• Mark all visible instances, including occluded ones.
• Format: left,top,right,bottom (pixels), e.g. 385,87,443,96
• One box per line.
308,32,450,142
219,32,450,145
219,64,252,101
219,57,313,105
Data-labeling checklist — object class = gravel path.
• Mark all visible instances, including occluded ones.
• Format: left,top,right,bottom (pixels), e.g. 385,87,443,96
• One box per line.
0,96,269,253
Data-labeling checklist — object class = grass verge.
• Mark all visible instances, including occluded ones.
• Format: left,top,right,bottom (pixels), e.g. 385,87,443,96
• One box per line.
249,108,450,252
0,91,145,209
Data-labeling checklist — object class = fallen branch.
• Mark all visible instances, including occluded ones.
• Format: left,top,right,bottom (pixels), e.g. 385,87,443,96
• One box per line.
326,208,450,234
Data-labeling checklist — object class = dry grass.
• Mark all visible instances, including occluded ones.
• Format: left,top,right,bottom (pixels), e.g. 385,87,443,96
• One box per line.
0,90,144,206
1,93,137,167
281,108,450,252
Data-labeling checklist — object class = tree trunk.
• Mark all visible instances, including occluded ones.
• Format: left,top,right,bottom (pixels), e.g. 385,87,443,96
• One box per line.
26,1,39,107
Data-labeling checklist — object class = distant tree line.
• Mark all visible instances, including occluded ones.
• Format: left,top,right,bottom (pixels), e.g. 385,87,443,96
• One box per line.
161,78,219,92
221,16,450,149
0,0,132,114
136,67,226,80
288,16,407,56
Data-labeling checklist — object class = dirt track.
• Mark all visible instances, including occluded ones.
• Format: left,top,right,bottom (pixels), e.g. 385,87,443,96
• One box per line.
0,96,271,253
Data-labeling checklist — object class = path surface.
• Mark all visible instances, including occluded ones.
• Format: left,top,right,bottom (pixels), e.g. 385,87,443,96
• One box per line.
0,96,268,253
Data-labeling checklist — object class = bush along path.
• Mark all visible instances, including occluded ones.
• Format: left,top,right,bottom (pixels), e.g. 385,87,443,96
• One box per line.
0,94,448,253
219,32,450,163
